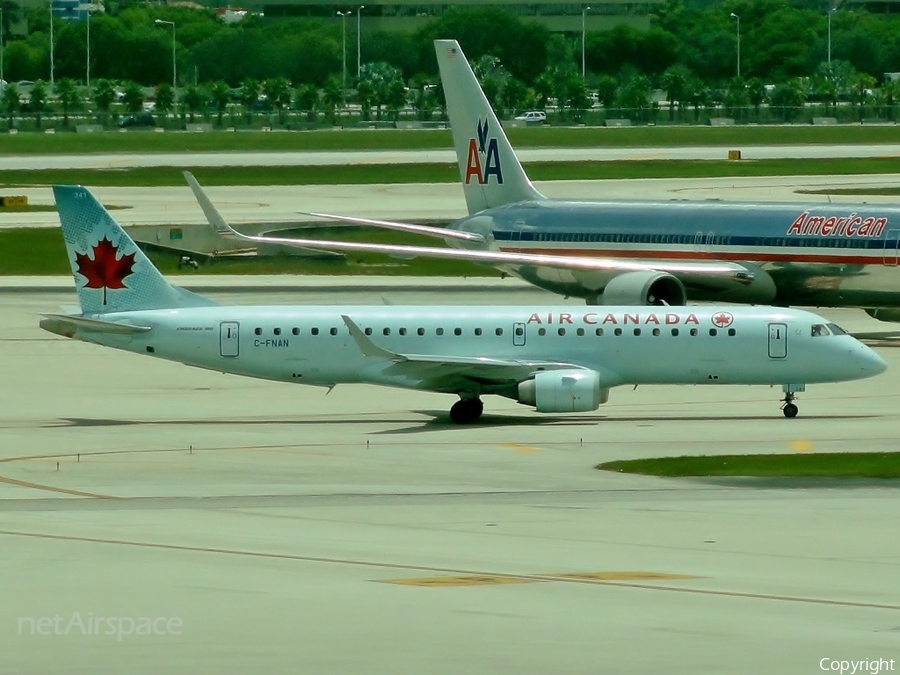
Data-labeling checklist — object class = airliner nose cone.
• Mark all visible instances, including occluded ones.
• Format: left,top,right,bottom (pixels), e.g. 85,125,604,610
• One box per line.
855,347,888,377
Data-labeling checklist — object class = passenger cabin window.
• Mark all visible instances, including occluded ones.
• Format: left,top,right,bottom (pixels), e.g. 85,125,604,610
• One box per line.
474,328,482,336
330,328,338,336
538,328,547,336
614,328,622,336
365,328,373,336
633,328,641,336
558,328,566,336
417,328,425,336
454,328,462,336
514,327,522,336
690,328,698,336
399,328,407,336
496,328,504,336
709,328,718,336
311,328,319,336
671,328,679,336
254,327,262,336
652,328,660,336
383,328,391,336
811,324,830,337
728,328,736,337
274,328,281,336
436,328,444,336
595,328,604,336
292,328,300,336
576,328,585,336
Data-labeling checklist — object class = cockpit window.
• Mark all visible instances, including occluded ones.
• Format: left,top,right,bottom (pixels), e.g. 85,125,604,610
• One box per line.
826,323,847,336
811,324,830,337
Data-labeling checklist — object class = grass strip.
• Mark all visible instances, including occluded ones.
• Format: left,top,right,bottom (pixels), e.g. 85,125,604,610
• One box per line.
0,226,497,277
2,125,900,154
598,452,900,478
4,157,900,188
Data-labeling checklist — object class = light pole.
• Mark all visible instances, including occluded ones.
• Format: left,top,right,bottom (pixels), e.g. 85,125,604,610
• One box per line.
155,19,176,93
337,10,349,106
86,5,90,90
730,12,740,79
49,0,54,85
581,5,590,80
827,7,836,67
356,5,364,78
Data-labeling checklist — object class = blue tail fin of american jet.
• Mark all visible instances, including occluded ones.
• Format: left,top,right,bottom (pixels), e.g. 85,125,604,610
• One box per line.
435,39,544,215
53,185,216,315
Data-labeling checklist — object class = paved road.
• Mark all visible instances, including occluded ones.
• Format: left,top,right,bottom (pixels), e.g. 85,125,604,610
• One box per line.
4,174,900,229
3,143,900,170
2,286,898,675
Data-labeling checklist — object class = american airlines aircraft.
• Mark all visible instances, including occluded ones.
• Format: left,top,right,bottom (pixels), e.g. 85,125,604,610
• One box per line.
216,39,900,324
42,185,885,422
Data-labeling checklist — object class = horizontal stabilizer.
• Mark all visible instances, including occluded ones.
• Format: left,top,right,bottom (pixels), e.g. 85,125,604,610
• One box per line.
40,313,152,338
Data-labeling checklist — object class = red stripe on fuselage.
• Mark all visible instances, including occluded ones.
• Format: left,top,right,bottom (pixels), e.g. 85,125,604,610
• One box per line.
497,247,891,266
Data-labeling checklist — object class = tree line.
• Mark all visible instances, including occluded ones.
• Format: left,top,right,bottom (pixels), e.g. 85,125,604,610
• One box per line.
4,0,900,126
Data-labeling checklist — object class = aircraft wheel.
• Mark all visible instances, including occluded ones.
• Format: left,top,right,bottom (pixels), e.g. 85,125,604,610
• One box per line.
450,398,484,424
782,403,799,419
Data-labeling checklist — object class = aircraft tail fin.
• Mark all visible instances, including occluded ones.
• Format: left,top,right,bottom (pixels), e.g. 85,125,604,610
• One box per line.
53,185,215,315
435,39,544,215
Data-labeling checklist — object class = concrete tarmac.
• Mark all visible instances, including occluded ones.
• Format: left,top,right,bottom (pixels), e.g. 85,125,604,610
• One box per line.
2,143,900,170
5,173,900,229
2,284,899,674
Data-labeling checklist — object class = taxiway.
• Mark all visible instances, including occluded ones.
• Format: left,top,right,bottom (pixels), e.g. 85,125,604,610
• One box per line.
2,283,899,674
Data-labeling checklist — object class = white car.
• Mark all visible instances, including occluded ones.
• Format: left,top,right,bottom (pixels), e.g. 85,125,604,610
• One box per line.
514,110,546,123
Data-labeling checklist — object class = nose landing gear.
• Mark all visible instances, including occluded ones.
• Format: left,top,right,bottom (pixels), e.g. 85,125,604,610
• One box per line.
450,397,484,424
780,383,805,418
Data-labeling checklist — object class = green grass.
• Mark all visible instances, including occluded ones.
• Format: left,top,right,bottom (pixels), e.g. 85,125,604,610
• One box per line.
0,205,59,212
598,452,900,478
3,124,900,154
0,226,497,277
6,157,900,188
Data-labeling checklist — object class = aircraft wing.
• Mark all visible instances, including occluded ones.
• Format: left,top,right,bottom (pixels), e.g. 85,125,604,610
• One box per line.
299,211,485,243
340,315,581,389
185,173,753,283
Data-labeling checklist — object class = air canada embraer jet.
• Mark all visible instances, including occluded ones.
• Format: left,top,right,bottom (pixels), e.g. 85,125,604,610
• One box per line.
42,185,885,421
214,39,900,324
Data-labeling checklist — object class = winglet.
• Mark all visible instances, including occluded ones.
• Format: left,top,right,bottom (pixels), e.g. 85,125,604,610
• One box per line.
341,315,405,361
183,171,248,242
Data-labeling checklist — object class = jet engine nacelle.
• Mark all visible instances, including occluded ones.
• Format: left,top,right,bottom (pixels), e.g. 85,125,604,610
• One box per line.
517,369,609,413
865,307,900,323
602,271,687,306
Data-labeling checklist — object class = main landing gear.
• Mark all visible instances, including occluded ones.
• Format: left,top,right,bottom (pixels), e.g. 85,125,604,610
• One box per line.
450,397,484,424
780,384,805,418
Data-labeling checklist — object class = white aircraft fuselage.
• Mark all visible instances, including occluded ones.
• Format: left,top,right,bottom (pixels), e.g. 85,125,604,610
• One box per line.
61,305,882,393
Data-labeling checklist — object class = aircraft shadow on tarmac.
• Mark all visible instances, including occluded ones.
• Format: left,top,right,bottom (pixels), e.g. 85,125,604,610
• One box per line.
39,411,876,433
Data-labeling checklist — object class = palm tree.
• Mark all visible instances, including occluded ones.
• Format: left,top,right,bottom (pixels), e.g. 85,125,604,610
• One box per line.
239,78,259,125
54,78,80,127
263,77,292,125
322,77,342,125
2,82,19,129
154,83,174,127
181,84,208,123
209,81,230,126
295,84,319,123
122,82,144,115
93,79,116,125
29,80,47,129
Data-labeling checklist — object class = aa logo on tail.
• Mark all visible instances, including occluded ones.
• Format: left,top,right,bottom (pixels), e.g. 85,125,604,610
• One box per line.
464,118,503,185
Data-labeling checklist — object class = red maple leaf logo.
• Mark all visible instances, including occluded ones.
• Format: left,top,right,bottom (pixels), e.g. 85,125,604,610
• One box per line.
712,312,734,328
74,236,136,306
